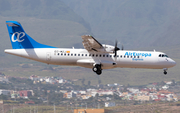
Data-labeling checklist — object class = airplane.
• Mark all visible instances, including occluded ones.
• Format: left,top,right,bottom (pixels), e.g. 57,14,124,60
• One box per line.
5,21,176,75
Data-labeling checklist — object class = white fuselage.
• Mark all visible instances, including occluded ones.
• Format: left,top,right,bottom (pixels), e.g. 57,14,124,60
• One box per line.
4,48,176,70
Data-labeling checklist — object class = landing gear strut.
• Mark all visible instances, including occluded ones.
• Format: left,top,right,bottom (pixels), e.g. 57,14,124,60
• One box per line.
93,64,102,75
163,68,168,75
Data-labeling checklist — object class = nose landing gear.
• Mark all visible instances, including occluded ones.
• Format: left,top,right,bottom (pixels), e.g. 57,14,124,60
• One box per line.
93,64,102,75
163,68,168,75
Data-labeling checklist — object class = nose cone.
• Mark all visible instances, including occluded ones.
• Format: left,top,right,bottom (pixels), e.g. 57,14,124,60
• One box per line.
168,58,176,67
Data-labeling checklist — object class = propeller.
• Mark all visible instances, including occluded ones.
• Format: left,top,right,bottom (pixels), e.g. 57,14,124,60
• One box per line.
114,40,120,57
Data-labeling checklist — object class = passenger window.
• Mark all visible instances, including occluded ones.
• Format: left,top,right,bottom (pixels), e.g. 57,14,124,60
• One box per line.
99,55,101,57
159,54,161,57
64,54,66,56
85,54,87,56
137,56,139,58
131,56,133,58
124,55,126,58
103,55,105,57
96,54,98,57
89,54,91,56
162,54,164,57
117,55,119,57
106,55,109,57
82,54,84,56
92,54,94,57
120,55,122,58
71,54,73,56
74,54,76,56
68,53,70,56
127,56,129,58
110,55,112,57
58,53,59,55
61,53,63,56
134,56,136,58
78,54,80,56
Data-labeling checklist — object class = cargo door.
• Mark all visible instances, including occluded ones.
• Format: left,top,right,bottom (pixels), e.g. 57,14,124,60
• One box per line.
46,52,51,61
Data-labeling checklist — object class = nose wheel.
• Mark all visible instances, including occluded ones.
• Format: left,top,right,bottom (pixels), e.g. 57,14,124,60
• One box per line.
163,68,168,75
164,71,167,75
93,64,102,75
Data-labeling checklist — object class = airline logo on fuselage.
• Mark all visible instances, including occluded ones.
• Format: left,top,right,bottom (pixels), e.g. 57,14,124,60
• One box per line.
125,52,151,57
11,32,25,42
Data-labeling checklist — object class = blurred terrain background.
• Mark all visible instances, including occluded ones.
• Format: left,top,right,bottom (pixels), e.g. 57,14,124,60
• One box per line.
0,0,180,85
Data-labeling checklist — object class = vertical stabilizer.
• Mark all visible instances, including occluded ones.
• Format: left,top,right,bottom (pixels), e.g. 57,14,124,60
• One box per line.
6,21,56,49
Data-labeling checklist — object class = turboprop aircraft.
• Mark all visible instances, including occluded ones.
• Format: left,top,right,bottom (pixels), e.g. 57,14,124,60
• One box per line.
5,21,176,75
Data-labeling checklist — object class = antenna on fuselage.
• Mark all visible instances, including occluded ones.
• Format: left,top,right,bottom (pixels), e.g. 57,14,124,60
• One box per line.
122,45,124,50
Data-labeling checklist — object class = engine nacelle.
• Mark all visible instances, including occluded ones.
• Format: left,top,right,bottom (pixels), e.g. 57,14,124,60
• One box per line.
102,44,115,53
92,44,118,53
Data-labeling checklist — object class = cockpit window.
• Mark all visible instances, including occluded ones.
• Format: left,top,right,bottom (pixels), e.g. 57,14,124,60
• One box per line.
164,55,168,57
159,54,168,58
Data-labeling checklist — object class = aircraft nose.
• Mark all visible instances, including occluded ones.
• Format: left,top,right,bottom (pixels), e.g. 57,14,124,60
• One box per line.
168,58,176,67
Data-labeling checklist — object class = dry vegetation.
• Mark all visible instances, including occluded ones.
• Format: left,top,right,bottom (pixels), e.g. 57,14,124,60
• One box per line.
106,102,180,113
0,102,180,113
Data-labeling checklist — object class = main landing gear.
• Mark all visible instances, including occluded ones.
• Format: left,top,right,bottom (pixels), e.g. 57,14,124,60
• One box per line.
93,64,102,75
163,68,167,75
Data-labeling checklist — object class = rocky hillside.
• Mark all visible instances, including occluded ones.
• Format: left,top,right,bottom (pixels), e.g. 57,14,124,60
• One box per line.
63,0,180,49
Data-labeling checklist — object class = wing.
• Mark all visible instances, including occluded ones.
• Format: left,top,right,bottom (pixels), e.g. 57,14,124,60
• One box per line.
81,35,104,52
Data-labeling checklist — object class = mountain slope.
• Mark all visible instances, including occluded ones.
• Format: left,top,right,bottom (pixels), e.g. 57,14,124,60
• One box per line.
0,0,90,30
0,0,91,67
63,0,180,49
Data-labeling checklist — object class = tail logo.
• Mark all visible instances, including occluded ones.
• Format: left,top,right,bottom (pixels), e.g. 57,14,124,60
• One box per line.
11,32,25,42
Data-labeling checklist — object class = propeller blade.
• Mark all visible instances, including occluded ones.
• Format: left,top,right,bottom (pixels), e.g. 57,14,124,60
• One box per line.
115,50,117,56
114,40,118,57
115,40,118,48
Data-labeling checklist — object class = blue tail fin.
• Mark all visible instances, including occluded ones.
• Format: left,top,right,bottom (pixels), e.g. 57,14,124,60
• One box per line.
6,21,56,49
